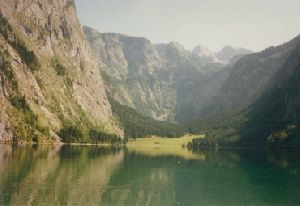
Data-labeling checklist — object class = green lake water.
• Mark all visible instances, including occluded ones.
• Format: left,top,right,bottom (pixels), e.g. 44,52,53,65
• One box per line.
0,144,300,206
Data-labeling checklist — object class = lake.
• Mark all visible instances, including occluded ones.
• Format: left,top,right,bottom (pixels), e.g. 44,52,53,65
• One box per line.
0,144,300,206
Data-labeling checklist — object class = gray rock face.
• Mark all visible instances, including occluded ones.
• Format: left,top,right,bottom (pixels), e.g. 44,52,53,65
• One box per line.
84,27,175,120
216,46,252,64
84,26,225,122
0,0,122,141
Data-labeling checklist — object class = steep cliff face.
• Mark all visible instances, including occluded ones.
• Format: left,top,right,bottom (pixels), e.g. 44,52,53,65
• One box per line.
84,26,224,122
0,0,122,142
83,27,175,121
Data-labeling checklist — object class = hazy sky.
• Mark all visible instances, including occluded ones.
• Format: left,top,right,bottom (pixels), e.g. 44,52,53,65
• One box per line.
75,0,300,52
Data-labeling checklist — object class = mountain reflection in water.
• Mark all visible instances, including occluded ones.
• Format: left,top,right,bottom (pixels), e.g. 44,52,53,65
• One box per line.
0,144,300,206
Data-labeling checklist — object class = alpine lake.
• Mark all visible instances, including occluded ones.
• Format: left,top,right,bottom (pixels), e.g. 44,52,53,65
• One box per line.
0,139,300,206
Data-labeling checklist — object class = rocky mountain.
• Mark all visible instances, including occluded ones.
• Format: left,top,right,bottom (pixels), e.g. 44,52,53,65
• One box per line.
0,0,122,143
216,46,252,64
2,0,298,147
192,44,252,65
190,34,300,147
83,26,224,122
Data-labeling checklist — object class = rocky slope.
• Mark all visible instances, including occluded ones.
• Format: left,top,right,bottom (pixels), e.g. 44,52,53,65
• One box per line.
0,0,122,142
83,26,224,122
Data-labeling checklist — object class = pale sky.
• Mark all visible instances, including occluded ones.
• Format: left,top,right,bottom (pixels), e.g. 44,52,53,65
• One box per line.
75,0,300,52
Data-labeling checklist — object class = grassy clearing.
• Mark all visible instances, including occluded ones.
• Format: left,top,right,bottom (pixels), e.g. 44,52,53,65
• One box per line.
126,134,205,159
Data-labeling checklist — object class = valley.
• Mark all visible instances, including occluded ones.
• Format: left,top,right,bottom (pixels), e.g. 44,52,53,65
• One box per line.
1,1,300,205
0,0,299,150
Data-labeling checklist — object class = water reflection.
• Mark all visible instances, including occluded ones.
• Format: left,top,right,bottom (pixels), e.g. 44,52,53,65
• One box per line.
0,145,300,206
100,149,300,206
0,145,124,206
128,146,205,160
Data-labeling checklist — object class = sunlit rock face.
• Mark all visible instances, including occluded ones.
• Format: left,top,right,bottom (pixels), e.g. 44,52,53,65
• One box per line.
83,25,255,123
84,26,226,122
0,0,122,141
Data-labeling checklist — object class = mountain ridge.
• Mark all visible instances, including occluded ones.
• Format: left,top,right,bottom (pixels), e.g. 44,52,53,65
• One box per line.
2,0,299,147
83,25,227,123
216,45,252,64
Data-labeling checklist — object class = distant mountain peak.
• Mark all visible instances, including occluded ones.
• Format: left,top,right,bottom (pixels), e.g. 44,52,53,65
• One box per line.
216,46,252,63
168,41,186,50
192,45,221,63
193,45,213,57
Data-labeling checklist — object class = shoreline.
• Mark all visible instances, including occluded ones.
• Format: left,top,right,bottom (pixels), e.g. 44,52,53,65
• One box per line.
2,139,300,151
0,141,124,147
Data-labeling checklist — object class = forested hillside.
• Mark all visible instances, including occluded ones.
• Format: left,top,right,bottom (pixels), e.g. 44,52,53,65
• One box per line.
188,35,300,148
109,98,187,138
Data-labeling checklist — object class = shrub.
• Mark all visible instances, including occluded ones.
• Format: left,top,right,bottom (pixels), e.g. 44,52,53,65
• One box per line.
10,95,28,111
10,95,50,142
58,124,123,144
0,51,18,90
59,125,84,143
52,58,67,76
